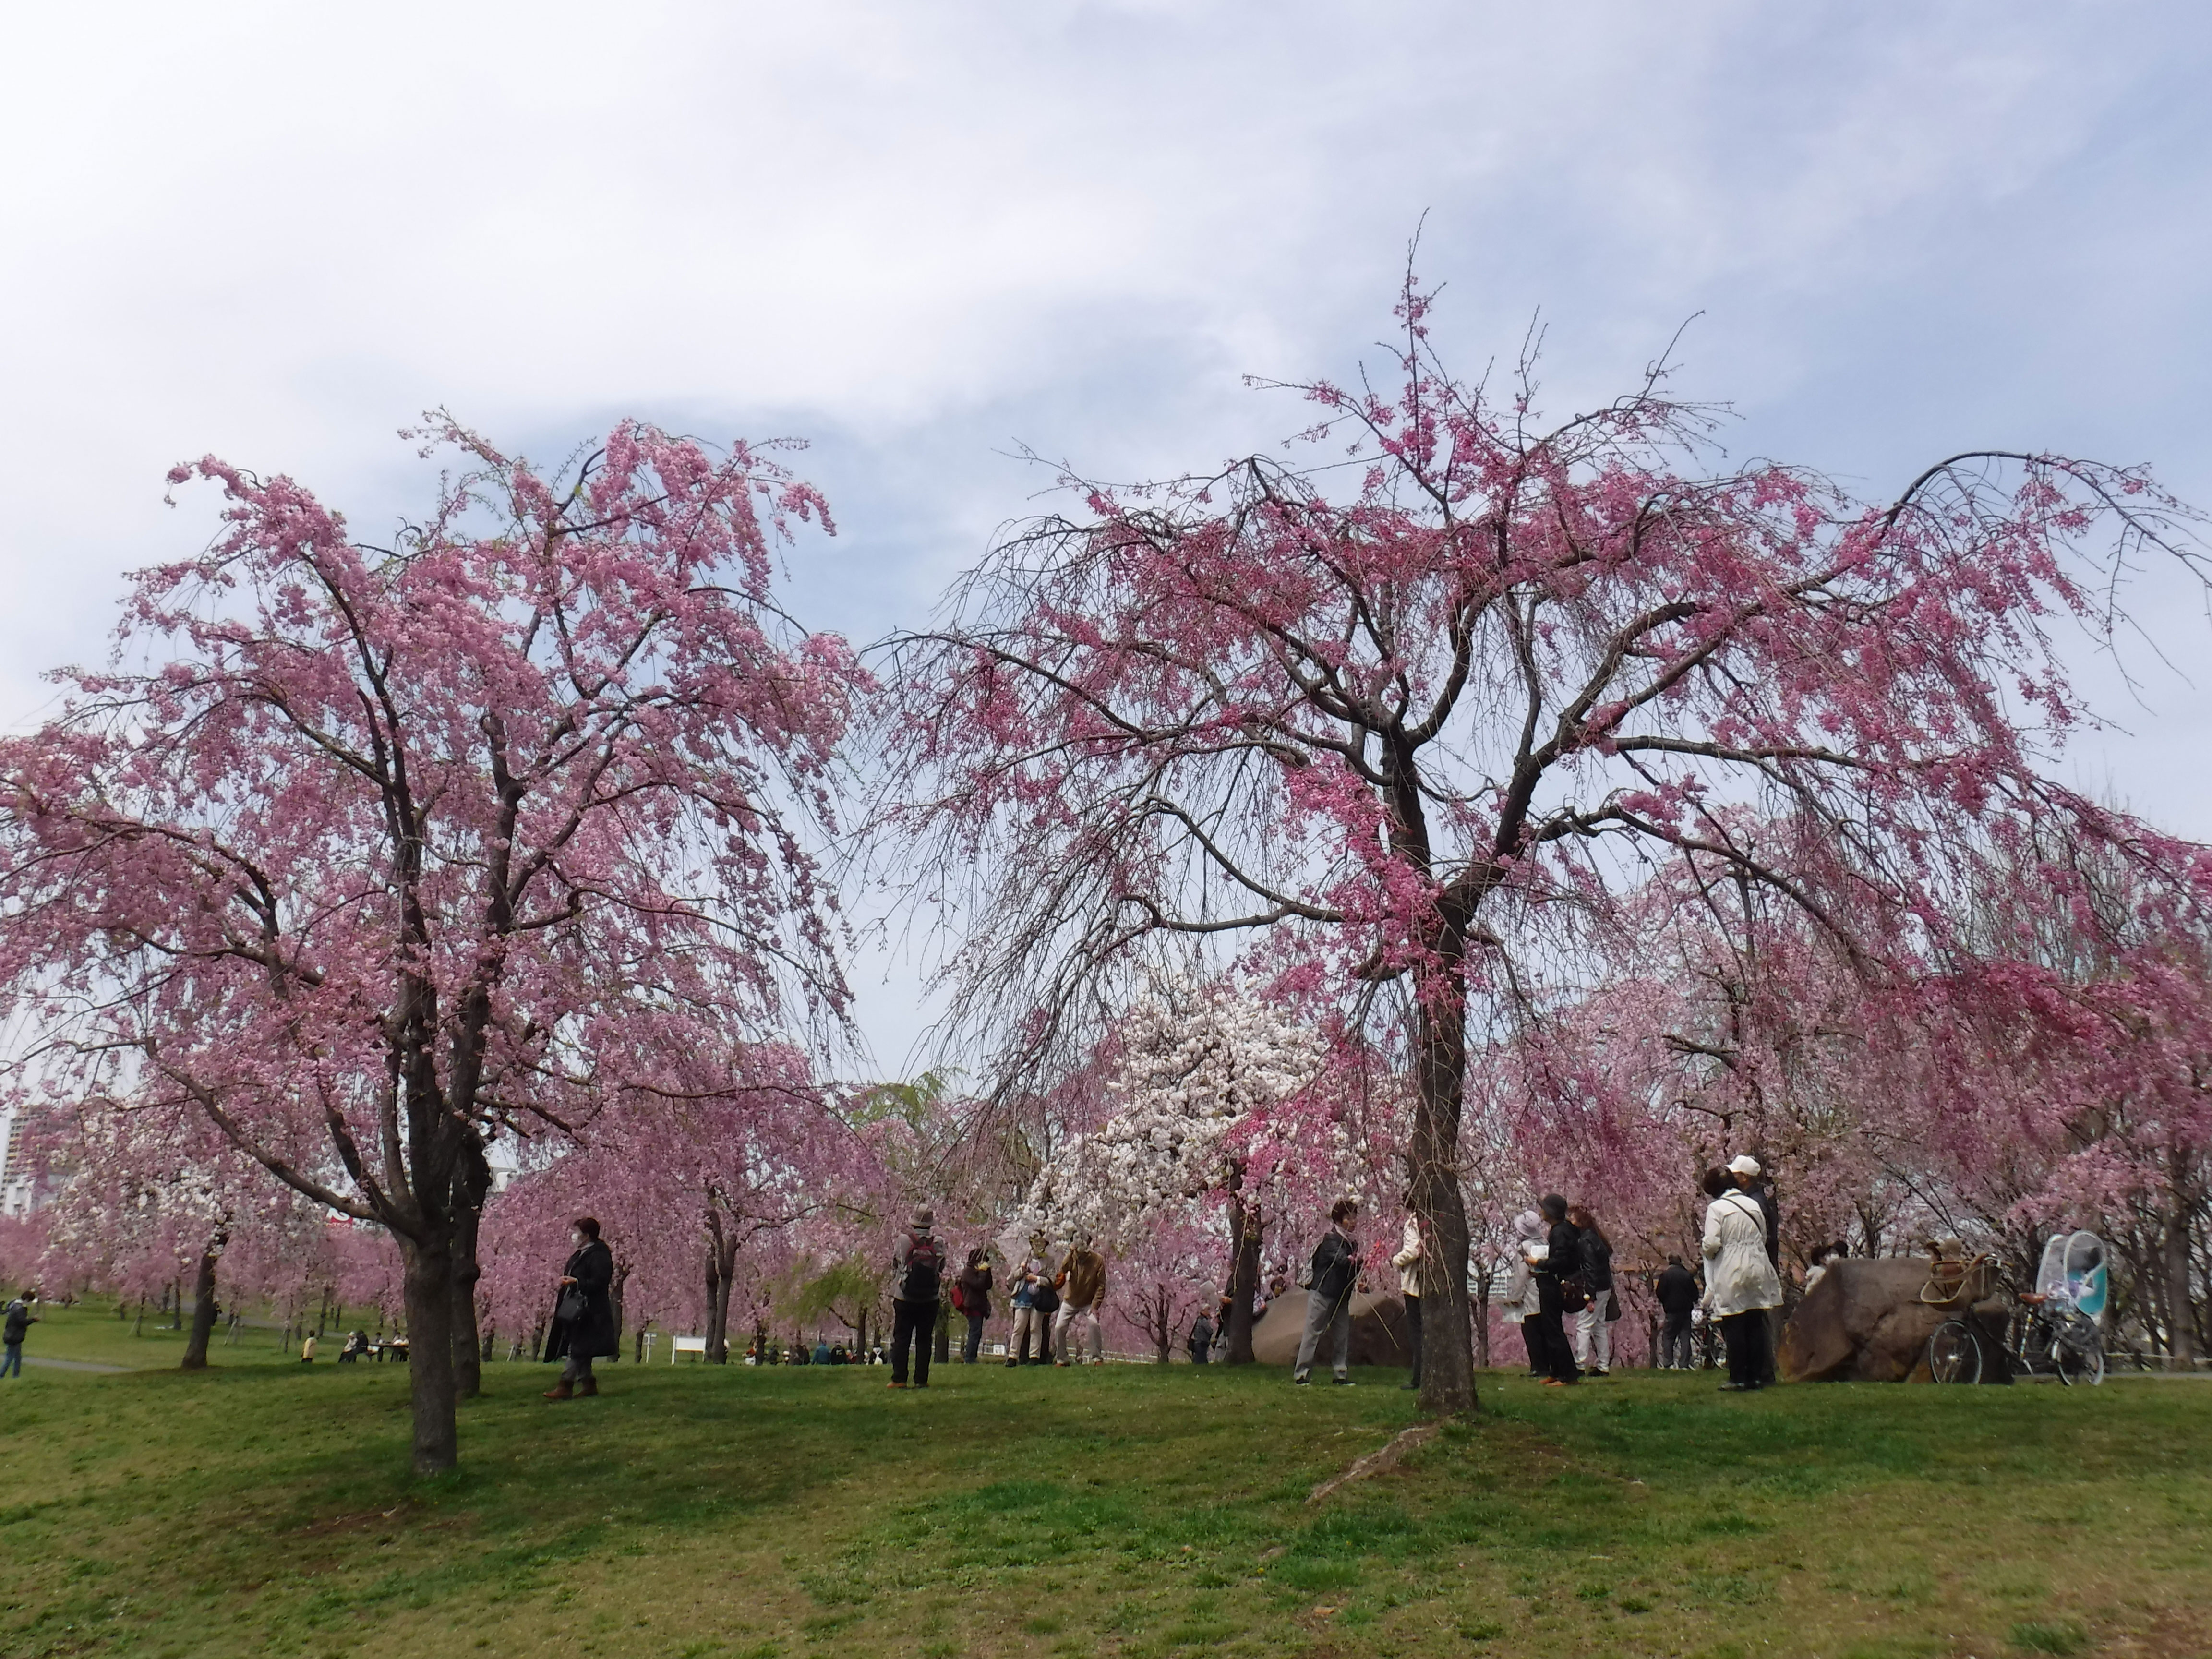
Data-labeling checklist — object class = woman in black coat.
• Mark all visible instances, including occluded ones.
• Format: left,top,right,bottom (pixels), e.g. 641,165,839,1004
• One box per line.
1531,1193,1583,1387
954,1249,994,1364
544,1216,616,1400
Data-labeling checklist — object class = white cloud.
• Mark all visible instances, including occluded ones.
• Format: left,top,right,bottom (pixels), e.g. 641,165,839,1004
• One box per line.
3,0,2208,1067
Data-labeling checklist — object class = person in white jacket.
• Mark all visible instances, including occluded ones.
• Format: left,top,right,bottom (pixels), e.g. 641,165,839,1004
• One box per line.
1502,1209,1546,1376
1392,1212,1424,1392
1701,1165,1784,1391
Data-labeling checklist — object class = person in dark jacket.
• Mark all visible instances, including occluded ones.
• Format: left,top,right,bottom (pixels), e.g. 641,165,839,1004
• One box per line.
543,1218,616,1400
888,1206,944,1389
1293,1198,1363,1386
2,1291,38,1379
1654,1255,1700,1370
954,1249,994,1363
1187,1310,1214,1364
1531,1194,1582,1387
1566,1204,1616,1377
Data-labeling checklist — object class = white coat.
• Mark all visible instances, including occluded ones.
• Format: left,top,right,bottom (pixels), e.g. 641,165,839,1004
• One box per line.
1702,1190,1783,1317
1392,1216,1423,1297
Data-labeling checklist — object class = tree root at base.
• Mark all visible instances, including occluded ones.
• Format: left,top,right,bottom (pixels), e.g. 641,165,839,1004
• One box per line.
1306,1421,1442,1505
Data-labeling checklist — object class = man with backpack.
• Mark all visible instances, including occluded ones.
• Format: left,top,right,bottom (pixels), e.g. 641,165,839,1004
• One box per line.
889,1206,945,1389
2,1290,37,1378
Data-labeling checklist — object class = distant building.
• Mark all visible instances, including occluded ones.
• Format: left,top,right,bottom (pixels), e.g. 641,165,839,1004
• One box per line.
0,1107,36,1218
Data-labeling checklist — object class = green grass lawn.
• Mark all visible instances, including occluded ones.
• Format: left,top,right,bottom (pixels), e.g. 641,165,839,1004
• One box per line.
9,1298,322,1370
2,1318,2207,1659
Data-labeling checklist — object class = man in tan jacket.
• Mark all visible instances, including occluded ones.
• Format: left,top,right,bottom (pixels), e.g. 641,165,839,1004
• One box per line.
1052,1237,1108,1366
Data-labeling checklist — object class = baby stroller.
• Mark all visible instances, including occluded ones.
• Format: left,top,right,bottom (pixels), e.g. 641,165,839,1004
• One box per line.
2024,1229,2108,1386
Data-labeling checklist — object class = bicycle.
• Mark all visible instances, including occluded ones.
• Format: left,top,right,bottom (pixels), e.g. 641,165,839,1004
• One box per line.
1926,1230,2107,1388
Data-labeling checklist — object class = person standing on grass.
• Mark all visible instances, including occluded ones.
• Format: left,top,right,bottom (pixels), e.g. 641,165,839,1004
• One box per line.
1052,1236,1107,1366
1567,1204,1615,1377
2,1291,38,1379
888,1206,945,1389
1503,1210,1545,1376
1727,1154,1782,1384
1702,1167,1783,1392
543,1216,616,1401
1655,1255,1699,1370
1391,1207,1425,1392
1531,1195,1583,1388
954,1248,994,1364
1293,1198,1363,1387
1187,1309,1214,1364
1006,1258,1045,1366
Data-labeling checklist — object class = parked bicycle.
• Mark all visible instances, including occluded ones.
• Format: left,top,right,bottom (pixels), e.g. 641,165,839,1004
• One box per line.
1927,1230,2107,1387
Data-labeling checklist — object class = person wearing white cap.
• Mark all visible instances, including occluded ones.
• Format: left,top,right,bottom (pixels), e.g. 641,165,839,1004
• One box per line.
1702,1166,1783,1391
1728,1154,1782,1384
1727,1156,1781,1269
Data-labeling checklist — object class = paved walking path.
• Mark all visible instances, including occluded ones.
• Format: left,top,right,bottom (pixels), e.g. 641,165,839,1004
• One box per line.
20,1356,130,1373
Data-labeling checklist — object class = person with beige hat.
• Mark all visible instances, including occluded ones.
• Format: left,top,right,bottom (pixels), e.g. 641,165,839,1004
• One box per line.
889,1206,946,1389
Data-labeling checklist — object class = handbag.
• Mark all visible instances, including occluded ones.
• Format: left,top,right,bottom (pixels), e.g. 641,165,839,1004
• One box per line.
1559,1271,1593,1314
555,1284,588,1323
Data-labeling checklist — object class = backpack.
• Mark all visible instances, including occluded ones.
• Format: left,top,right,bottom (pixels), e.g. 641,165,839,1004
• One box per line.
902,1233,943,1302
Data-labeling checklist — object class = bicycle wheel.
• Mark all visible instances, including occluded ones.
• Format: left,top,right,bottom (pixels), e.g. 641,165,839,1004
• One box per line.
2055,1329,2105,1388
1927,1320,1982,1384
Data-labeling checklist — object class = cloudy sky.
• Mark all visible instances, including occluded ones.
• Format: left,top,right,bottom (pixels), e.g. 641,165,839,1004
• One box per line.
5,1,2208,1072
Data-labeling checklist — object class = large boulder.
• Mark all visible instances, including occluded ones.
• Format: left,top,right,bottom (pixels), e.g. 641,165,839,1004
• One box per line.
1250,1290,1412,1368
1779,1257,2010,1382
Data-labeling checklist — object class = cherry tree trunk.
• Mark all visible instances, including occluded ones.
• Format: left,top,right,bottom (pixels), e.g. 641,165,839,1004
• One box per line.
706,1244,737,1363
610,1263,629,1362
448,1209,483,1400
400,1234,460,1477
1225,1192,1261,1365
180,1236,223,1370
448,1144,491,1398
2167,1205,2196,1370
1411,976,1479,1418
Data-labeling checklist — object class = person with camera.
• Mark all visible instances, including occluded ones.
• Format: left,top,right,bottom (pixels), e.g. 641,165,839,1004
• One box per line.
952,1248,994,1364
2,1290,38,1379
